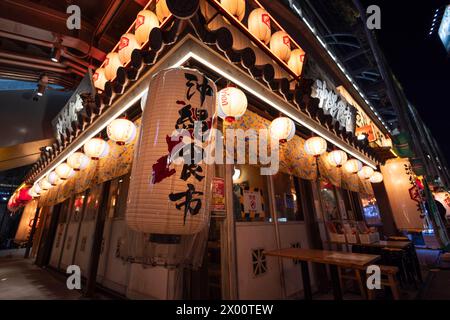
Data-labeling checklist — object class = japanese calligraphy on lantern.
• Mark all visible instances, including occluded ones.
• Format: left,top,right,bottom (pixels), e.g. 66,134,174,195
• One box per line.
126,68,216,235
311,79,356,133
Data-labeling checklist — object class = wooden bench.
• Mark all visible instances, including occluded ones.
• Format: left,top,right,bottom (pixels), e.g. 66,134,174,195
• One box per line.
338,265,400,300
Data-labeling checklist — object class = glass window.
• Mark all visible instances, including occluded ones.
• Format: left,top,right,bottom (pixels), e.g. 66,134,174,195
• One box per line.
83,184,103,221
272,172,303,222
319,180,339,221
360,194,382,226
71,193,86,222
232,164,271,222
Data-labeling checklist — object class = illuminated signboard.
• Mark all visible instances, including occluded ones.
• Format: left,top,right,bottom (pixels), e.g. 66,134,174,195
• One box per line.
439,5,450,53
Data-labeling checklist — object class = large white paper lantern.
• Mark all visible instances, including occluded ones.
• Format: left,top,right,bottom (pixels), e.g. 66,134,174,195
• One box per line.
358,166,375,180
248,8,271,45
126,67,216,235
104,52,122,80
269,116,295,143
135,10,160,45
217,86,247,123
93,68,107,91
370,171,383,184
270,31,291,62
327,150,348,168
304,136,327,157
221,0,246,21
55,163,74,180
344,159,363,174
29,184,41,197
84,138,109,160
381,158,425,231
107,118,137,145
67,152,90,171
118,33,140,64
156,0,171,23
288,48,306,76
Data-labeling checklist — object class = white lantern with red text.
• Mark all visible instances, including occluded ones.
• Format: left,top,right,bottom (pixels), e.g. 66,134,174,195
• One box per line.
270,31,291,62
269,117,295,143
156,0,170,23
93,68,107,91
327,150,348,168
107,118,137,145
370,171,383,184
118,33,140,64
84,138,109,160
288,48,306,76
248,8,271,44
67,152,90,171
221,0,246,21
135,10,160,45
104,52,122,80
217,87,247,123
358,166,375,180
304,137,327,157
344,159,363,174
55,163,74,181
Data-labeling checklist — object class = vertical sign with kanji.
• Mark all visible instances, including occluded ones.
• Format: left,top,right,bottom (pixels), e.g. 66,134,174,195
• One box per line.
126,68,216,235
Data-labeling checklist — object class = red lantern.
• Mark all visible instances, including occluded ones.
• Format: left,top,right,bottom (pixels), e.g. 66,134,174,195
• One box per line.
17,188,32,204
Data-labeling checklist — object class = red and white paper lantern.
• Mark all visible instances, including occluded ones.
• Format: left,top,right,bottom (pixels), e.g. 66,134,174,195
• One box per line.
270,31,291,62
248,8,271,45
135,10,160,45
126,68,216,235
118,33,140,64
104,52,122,80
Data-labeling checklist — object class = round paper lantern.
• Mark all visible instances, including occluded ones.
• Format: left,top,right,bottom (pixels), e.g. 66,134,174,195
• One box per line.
344,159,363,174
17,188,32,203
156,0,171,23
118,33,140,64
370,171,384,184
28,185,40,198
327,150,348,168
217,86,247,122
67,152,90,171
358,166,375,180
93,68,107,91
47,171,61,186
104,52,122,80
39,179,53,191
135,10,160,45
221,0,246,21
248,8,271,45
55,163,74,180
269,117,295,143
270,31,291,62
304,136,327,157
107,118,137,145
84,138,109,160
30,183,41,196
288,48,306,76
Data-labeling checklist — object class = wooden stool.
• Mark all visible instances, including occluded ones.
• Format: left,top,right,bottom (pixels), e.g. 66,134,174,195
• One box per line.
367,265,400,300
338,267,367,299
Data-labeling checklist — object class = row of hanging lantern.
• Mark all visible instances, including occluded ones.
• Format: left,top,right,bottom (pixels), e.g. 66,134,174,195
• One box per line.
214,0,305,77
28,118,137,199
216,83,383,184
93,0,171,91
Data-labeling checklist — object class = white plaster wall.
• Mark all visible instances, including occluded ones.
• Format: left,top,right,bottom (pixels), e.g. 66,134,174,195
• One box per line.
235,223,282,300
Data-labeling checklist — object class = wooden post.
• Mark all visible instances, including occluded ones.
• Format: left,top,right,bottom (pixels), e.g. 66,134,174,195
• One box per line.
83,180,111,298
24,207,40,259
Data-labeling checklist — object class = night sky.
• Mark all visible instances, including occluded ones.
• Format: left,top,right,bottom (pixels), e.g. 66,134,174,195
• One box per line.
362,0,450,163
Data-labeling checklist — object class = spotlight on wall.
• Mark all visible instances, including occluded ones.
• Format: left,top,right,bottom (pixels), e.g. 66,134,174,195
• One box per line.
36,75,49,97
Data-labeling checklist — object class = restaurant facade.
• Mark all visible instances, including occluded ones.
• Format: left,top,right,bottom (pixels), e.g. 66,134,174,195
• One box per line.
7,0,448,299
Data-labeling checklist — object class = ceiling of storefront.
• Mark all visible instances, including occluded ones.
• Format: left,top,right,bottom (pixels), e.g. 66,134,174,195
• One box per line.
0,0,148,175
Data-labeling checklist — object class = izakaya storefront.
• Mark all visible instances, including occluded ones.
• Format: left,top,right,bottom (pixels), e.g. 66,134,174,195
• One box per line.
9,0,400,299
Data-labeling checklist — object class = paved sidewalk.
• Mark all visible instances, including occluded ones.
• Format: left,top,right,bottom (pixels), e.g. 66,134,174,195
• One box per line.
0,257,81,300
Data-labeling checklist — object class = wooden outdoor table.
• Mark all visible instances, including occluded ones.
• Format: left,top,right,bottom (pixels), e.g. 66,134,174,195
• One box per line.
264,248,380,300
